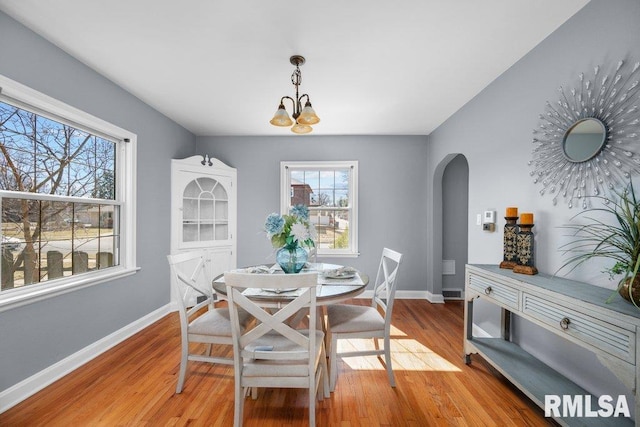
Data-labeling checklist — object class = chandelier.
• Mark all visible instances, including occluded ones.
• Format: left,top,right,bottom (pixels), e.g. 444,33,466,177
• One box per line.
269,55,320,134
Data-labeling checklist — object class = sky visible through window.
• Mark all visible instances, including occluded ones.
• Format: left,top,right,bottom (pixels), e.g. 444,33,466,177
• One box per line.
290,169,349,207
0,100,116,199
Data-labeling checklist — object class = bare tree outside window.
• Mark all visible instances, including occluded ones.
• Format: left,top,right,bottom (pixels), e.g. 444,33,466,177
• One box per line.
289,168,353,251
0,100,118,290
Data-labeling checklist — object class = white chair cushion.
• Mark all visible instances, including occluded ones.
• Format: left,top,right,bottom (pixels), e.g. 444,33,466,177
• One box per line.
242,330,325,377
326,304,385,333
189,307,251,337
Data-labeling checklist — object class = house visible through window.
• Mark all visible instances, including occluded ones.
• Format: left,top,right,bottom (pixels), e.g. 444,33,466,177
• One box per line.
281,161,358,257
0,75,137,308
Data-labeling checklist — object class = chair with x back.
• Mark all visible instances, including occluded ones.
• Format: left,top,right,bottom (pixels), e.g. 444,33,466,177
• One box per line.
224,271,329,427
325,247,403,392
167,251,251,393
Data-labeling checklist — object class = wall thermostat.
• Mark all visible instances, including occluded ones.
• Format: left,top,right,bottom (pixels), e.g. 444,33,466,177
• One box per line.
483,210,496,224
483,210,496,232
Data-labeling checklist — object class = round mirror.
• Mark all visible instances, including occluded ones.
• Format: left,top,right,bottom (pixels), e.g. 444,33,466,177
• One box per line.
562,118,607,162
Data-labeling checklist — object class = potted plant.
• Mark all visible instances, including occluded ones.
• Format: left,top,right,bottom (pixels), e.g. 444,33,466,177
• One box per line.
558,182,640,307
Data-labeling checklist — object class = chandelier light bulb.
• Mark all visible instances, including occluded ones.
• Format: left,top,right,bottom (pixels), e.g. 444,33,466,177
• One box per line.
270,104,293,127
297,101,320,125
291,122,313,134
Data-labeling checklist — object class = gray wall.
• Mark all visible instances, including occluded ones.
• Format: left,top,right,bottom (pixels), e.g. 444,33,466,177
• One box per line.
442,154,468,291
0,11,195,391
196,135,429,292
428,0,639,406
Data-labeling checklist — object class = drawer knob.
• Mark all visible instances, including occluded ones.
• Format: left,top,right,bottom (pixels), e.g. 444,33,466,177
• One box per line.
559,317,571,330
484,286,492,295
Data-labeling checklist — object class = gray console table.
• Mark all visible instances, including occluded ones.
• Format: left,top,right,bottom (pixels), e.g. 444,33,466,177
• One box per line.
464,264,638,426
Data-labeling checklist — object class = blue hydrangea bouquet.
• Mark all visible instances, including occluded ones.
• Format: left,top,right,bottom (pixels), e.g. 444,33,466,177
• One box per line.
264,204,317,250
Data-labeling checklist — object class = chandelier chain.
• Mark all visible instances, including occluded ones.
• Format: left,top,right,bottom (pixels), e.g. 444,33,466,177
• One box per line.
291,66,302,87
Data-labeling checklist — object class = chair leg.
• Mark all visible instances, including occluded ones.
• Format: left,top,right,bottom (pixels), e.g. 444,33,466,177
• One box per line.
242,387,258,399
320,343,330,398
234,380,244,427
383,335,396,387
329,334,338,392
309,382,316,427
316,368,324,402
176,345,188,393
324,322,331,355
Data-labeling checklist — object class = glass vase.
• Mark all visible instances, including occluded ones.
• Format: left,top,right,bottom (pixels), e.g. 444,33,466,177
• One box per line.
276,245,308,274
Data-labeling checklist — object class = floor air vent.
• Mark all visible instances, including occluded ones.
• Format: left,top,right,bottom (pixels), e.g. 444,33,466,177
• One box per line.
442,289,463,300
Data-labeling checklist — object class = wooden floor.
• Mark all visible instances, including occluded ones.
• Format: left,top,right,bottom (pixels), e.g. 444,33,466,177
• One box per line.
1,299,552,426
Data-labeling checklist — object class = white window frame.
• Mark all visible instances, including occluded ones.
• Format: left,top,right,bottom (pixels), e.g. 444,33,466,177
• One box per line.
0,74,138,313
280,161,359,257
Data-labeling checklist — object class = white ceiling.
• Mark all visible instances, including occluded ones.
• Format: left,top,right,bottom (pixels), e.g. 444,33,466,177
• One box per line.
0,0,590,136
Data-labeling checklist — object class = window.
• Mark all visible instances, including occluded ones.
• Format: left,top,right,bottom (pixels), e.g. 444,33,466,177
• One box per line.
0,75,137,311
281,161,358,257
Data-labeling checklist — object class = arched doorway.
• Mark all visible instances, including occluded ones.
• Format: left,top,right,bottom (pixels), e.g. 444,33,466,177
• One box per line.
441,154,469,299
428,153,469,302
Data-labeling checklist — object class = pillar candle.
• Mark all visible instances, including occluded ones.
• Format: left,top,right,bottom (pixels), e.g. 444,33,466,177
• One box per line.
506,207,518,218
520,213,534,224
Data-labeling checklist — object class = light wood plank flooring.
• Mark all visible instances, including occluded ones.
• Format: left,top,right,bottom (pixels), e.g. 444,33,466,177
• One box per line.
0,300,551,426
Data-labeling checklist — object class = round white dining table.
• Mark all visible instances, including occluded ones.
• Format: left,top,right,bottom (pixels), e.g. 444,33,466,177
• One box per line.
212,263,368,308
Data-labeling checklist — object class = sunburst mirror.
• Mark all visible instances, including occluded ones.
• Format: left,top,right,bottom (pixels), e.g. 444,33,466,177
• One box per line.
529,60,640,209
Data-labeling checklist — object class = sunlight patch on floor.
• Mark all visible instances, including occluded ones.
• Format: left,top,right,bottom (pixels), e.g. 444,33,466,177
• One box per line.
338,325,461,372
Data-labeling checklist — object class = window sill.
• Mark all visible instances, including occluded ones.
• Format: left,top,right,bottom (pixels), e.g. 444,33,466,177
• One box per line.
318,252,360,258
0,266,140,313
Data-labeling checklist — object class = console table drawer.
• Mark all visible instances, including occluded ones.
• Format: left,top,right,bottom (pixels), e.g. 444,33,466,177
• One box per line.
522,293,636,364
468,274,519,310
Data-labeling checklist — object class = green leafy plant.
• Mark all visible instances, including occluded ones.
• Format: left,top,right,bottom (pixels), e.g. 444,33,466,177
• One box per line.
558,182,640,307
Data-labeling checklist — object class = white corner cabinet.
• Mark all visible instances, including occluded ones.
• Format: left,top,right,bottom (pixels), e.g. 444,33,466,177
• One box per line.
464,264,638,426
171,155,237,281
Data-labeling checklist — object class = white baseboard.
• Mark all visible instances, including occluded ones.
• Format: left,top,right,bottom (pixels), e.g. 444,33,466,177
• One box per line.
0,304,172,414
357,290,444,302
425,291,445,304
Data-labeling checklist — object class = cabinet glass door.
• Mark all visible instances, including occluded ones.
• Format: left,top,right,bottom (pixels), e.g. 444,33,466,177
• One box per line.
182,177,228,243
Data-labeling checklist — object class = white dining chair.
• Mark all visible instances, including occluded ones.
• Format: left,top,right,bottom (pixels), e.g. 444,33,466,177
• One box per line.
224,271,329,427
325,247,403,392
167,251,251,393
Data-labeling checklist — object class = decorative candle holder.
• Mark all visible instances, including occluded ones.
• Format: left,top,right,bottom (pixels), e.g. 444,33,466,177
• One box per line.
513,220,538,275
499,216,519,269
